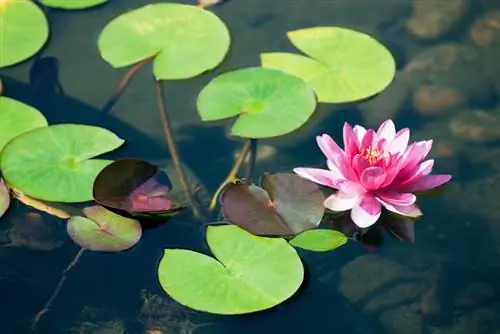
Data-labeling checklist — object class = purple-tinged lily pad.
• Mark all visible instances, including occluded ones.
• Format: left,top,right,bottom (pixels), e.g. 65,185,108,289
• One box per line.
0,178,10,219
221,172,325,237
67,205,142,252
93,158,184,220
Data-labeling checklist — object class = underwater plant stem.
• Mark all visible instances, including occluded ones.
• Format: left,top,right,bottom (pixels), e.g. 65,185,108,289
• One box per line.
102,56,153,115
32,248,85,328
245,139,258,185
209,139,251,210
154,81,206,220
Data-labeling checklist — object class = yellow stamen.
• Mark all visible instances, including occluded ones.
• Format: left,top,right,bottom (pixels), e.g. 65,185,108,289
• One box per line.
360,146,387,165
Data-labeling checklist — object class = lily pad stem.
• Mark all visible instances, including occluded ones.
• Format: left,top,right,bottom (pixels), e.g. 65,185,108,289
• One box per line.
102,56,154,115
209,139,251,210
32,247,85,328
154,80,206,220
245,139,258,185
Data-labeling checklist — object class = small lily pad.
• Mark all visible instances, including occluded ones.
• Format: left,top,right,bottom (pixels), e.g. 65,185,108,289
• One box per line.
157,224,304,314
39,0,108,9
289,229,348,252
93,158,184,219
0,179,10,218
98,2,230,79
0,97,48,152
0,0,49,68
221,172,325,237
260,26,396,103
67,205,142,252
0,124,124,203
197,67,317,138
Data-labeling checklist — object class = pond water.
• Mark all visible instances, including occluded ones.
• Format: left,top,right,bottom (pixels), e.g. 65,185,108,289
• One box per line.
2,0,500,333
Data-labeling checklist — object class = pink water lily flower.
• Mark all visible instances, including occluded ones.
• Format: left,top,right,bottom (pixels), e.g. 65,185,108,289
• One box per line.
293,120,451,228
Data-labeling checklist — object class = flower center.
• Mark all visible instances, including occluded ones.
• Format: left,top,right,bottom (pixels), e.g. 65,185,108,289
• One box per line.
360,146,386,165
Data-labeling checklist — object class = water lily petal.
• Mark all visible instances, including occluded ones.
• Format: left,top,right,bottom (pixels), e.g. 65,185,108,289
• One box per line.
398,174,452,192
361,129,377,149
293,167,344,189
353,125,367,143
343,122,360,158
324,192,359,211
376,192,416,206
360,167,386,190
376,198,423,218
388,128,410,155
316,134,345,167
377,119,396,143
350,195,381,228
351,154,370,178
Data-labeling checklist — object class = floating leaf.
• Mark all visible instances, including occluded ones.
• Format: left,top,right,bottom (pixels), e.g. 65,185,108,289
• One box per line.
260,26,396,103
0,179,10,218
197,67,317,138
157,224,304,314
39,0,108,9
98,3,230,79
0,97,48,152
0,0,49,68
93,158,184,219
0,124,124,203
221,172,325,237
67,205,142,252
289,229,348,252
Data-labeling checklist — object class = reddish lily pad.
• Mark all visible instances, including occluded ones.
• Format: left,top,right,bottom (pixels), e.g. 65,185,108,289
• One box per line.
67,205,142,252
220,172,325,237
0,178,10,219
93,158,184,220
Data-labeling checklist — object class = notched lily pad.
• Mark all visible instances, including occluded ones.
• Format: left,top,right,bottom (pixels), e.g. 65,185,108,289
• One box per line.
67,205,142,252
289,229,348,252
221,172,325,237
157,224,304,314
260,26,396,103
0,179,10,219
93,158,185,220
0,124,124,203
197,67,317,138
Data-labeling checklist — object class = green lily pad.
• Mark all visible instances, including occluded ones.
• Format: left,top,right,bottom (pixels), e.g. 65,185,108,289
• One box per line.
0,0,49,68
0,124,124,203
260,26,396,103
289,229,348,252
157,224,304,314
0,178,10,219
67,205,142,252
98,3,230,80
0,97,48,152
197,67,317,138
39,0,108,9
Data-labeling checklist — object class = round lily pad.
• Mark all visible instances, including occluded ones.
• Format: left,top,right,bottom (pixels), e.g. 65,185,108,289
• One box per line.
39,0,108,9
0,97,48,152
157,224,304,314
0,0,49,68
289,229,348,252
98,3,230,80
197,67,317,138
260,26,396,103
0,178,9,218
0,124,125,203
67,205,142,252
221,173,325,236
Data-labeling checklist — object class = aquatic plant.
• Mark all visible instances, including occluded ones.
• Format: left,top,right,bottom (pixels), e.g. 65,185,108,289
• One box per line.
294,120,452,229
0,0,453,329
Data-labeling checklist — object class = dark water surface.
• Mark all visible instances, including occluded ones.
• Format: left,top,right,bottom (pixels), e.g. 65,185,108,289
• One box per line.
2,0,500,333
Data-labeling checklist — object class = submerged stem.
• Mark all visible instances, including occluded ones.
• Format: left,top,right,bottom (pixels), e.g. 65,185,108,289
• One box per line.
245,139,258,185
154,80,207,220
102,56,153,115
32,248,85,328
209,139,251,210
